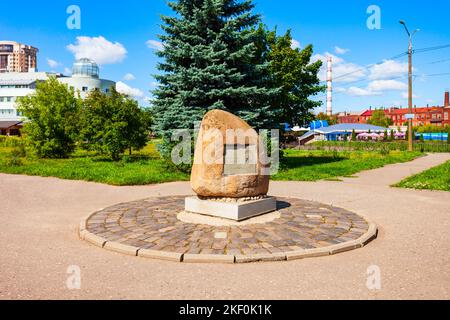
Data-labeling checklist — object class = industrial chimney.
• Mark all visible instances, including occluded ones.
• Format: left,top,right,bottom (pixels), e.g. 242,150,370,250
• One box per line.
445,90,449,107
326,56,333,117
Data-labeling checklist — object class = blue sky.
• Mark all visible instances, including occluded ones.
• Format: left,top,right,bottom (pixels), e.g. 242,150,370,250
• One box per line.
1,0,450,113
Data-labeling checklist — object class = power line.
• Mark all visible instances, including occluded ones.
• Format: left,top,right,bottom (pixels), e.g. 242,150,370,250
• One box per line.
314,43,450,101
315,72,449,101
319,51,408,84
426,58,450,65
420,72,450,77
319,43,450,85
413,44,450,54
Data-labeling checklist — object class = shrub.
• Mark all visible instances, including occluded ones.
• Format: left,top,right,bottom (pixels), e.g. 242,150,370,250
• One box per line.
79,88,152,161
379,144,390,156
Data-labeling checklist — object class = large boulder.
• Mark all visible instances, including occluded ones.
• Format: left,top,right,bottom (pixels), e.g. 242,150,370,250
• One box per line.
191,110,270,198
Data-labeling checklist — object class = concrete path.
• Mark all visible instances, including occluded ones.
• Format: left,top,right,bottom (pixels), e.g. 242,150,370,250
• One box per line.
0,153,449,300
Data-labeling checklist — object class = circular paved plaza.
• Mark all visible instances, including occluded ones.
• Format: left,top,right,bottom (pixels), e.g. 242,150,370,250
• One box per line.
80,196,377,263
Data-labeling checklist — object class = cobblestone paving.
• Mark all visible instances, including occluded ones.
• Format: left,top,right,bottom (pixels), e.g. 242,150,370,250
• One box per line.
86,197,369,255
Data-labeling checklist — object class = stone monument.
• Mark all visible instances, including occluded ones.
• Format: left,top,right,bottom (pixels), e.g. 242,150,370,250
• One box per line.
185,110,277,221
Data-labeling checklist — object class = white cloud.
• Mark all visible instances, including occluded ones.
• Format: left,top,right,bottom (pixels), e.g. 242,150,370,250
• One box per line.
291,39,301,50
312,52,344,65
401,91,419,99
312,52,366,83
368,80,407,91
347,86,382,97
47,59,61,68
335,46,350,55
67,36,127,65
335,87,347,93
123,73,136,81
343,80,406,97
369,60,408,80
116,81,144,98
333,63,367,83
146,39,164,51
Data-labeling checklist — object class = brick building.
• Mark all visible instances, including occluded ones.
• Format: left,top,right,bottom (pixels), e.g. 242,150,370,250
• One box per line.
338,91,450,127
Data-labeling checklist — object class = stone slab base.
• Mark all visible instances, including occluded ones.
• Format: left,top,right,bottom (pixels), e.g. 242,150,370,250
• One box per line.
185,196,277,221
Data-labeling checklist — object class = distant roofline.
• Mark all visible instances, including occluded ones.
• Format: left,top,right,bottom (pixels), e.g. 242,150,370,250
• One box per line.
338,104,449,116
0,40,38,50
313,123,389,134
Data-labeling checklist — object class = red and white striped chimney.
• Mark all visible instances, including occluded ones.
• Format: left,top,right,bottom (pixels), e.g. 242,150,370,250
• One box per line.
326,56,333,117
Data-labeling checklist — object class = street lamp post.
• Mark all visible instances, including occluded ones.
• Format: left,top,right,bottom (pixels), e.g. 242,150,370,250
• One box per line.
400,20,419,152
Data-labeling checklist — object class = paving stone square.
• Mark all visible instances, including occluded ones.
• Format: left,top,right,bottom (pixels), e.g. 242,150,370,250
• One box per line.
83,196,375,262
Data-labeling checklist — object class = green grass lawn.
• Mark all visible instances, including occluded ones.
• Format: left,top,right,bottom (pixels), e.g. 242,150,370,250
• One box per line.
0,142,190,186
0,140,422,186
273,149,422,181
394,161,450,192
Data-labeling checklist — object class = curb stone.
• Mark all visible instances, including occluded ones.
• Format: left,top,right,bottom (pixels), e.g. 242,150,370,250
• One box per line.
235,253,287,263
183,254,235,264
84,232,107,248
104,241,138,256
286,248,330,261
359,223,379,246
329,240,362,255
138,249,184,262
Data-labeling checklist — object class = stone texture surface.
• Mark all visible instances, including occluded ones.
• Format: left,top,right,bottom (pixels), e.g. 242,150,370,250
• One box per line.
82,196,374,262
191,110,269,198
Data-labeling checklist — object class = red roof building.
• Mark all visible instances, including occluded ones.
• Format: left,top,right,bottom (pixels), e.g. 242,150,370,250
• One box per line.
338,91,450,127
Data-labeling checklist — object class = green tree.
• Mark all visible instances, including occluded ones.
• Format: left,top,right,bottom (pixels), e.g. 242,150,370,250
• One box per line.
367,109,393,128
419,134,424,142
351,129,357,142
80,88,151,161
17,77,80,158
265,28,324,126
152,0,279,157
316,112,338,125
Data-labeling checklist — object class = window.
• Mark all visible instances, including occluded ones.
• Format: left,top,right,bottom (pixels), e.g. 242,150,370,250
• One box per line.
82,87,88,92
445,112,449,121
0,109,14,115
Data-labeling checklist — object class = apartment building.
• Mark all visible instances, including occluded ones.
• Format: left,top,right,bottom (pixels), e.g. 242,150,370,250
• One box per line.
0,41,38,73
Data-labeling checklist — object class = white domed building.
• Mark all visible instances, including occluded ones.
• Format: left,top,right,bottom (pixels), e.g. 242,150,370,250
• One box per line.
0,58,116,135
58,58,115,99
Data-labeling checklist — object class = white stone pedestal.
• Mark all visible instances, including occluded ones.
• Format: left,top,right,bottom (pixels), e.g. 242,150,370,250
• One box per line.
185,196,277,221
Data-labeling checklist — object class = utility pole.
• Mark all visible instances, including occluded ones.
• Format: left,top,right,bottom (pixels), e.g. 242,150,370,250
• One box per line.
400,20,419,152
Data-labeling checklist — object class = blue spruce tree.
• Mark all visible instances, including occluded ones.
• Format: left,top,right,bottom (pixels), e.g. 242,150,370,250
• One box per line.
152,0,280,157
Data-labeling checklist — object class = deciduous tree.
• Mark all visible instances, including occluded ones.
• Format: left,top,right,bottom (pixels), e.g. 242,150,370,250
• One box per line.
17,77,81,158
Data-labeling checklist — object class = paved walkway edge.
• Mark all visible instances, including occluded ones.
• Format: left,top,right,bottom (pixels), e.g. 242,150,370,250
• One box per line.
78,210,378,264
